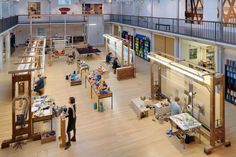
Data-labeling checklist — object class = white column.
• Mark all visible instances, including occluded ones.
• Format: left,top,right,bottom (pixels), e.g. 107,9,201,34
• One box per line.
0,36,3,70
0,2,2,19
151,32,155,52
216,46,224,73
5,33,11,59
174,37,180,58
111,23,114,35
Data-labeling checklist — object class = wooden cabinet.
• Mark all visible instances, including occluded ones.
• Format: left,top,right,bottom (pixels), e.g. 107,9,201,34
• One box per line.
117,66,135,81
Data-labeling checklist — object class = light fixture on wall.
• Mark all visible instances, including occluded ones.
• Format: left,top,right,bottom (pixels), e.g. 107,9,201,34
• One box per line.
148,53,211,85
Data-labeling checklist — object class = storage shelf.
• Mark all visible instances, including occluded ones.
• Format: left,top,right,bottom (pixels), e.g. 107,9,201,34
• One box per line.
225,59,236,105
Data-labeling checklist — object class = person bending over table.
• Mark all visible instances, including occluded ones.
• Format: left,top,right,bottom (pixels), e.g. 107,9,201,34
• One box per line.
65,97,77,150
34,74,45,95
112,57,121,74
106,52,113,64
170,97,181,116
166,97,182,136
70,71,79,81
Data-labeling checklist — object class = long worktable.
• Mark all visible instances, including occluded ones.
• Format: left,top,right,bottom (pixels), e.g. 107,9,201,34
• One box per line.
85,74,113,112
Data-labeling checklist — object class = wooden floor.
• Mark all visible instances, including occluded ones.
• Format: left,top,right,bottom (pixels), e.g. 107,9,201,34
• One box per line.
0,46,236,157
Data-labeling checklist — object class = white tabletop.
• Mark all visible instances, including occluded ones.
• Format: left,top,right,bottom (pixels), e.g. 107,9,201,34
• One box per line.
170,113,201,131
131,98,150,112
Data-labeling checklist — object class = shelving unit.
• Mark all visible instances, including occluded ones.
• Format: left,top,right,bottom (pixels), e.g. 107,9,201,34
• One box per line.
134,34,150,61
225,59,236,105
121,31,134,49
205,46,215,70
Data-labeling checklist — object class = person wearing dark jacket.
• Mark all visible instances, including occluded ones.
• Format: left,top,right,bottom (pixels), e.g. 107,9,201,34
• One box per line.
65,97,77,150
34,75,45,95
106,52,112,63
112,57,120,74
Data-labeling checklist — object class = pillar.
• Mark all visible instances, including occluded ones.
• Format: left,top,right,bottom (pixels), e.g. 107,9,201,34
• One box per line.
174,37,180,58
151,32,155,52
0,2,2,19
0,35,3,70
111,23,114,35
216,46,224,73
5,32,11,59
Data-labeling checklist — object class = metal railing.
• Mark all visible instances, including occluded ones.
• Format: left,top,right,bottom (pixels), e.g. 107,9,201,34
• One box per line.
109,14,236,45
18,14,87,24
0,16,18,34
1,14,236,45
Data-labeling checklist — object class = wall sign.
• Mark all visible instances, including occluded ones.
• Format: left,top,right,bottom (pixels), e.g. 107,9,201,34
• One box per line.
83,4,103,15
28,2,41,18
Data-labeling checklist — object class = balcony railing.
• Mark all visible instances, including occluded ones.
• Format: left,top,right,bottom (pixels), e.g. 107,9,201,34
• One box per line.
109,14,236,45
1,14,236,45
0,16,18,34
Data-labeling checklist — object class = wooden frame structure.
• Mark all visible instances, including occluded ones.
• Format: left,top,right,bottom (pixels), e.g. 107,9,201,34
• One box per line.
218,0,236,23
185,0,203,23
104,34,136,80
149,52,231,154
1,37,46,149
1,96,32,148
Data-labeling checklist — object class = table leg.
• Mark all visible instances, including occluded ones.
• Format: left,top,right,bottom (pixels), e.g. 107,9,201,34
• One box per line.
90,86,92,99
183,132,186,149
111,95,113,110
198,128,201,144
85,76,87,88
51,117,53,131
32,122,34,135
97,99,100,112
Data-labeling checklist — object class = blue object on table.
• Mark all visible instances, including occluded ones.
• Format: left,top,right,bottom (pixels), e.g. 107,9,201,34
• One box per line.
93,102,97,110
100,102,104,112
96,75,101,80
71,73,79,81
100,90,108,95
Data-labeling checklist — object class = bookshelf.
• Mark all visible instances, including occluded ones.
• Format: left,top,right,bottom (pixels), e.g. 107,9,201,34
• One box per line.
225,59,236,105
121,31,134,49
134,34,150,61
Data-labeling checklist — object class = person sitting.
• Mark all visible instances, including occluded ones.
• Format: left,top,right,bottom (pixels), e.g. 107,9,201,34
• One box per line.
112,57,121,74
70,71,79,81
34,75,45,95
106,52,112,64
170,97,181,116
166,97,181,137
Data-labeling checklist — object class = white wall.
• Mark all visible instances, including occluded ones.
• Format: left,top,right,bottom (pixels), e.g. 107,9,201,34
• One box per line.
153,0,179,18
14,24,84,45
203,0,218,21
2,1,11,18
180,39,216,65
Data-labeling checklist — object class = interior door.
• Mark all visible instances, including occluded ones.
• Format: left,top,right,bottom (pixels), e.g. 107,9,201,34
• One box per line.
87,15,104,46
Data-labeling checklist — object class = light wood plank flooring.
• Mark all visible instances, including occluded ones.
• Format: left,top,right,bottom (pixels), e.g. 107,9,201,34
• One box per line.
0,46,236,157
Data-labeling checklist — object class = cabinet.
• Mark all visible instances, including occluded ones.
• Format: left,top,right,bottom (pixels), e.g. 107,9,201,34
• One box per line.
225,59,236,105
134,34,150,61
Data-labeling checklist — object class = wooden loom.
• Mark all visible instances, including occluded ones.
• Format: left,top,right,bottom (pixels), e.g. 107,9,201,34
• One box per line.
104,34,136,80
149,53,231,154
1,38,46,149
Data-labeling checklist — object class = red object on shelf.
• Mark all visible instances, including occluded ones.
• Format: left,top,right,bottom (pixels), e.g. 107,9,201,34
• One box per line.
59,7,70,14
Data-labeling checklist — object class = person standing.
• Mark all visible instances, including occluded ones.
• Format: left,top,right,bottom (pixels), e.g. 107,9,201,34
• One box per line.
106,52,112,64
65,97,77,150
112,57,121,74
